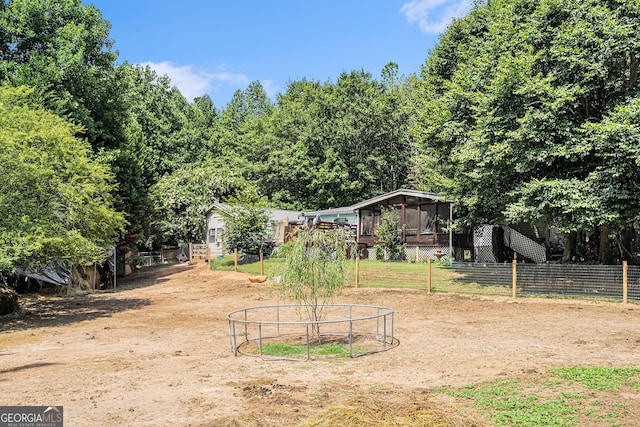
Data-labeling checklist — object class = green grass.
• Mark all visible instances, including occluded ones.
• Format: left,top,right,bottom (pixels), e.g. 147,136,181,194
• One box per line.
436,367,640,427
218,257,510,296
550,366,640,392
210,254,284,275
253,342,363,358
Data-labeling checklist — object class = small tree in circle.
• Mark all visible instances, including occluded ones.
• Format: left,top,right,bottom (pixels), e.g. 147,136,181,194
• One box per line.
274,226,355,337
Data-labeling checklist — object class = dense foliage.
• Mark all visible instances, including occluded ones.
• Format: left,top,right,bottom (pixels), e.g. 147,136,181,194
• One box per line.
409,0,640,263
0,84,124,272
148,161,248,246
218,190,273,256
1,0,639,272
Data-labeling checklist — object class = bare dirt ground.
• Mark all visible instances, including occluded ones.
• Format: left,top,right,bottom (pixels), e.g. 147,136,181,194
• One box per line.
1,262,640,426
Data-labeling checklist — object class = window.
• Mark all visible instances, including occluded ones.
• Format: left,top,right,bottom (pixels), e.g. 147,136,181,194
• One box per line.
361,209,373,235
438,203,450,231
420,204,437,234
405,206,419,235
209,228,224,243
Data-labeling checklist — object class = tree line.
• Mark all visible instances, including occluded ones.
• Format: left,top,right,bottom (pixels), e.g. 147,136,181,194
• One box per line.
1,0,639,278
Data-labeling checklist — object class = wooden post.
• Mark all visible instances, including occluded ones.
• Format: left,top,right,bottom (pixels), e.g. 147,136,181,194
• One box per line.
355,253,360,288
234,248,238,272
189,242,193,263
416,246,420,263
427,257,432,294
260,251,264,276
623,260,628,304
512,256,517,299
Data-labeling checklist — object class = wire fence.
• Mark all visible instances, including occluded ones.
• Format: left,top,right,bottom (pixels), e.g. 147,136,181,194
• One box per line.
450,262,640,302
209,253,640,303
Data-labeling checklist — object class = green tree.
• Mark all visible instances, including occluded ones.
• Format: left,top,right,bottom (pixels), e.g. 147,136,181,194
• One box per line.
374,207,404,261
410,0,640,263
219,189,273,256
0,1,155,244
274,226,356,336
0,84,125,272
147,161,247,247
582,98,640,263
253,66,412,210
173,94,222,165
121,63,190,181
0,0,125,149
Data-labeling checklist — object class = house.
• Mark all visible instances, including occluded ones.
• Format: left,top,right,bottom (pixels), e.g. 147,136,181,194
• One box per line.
350,189,469,260
204,203,301,256
204,189,474,261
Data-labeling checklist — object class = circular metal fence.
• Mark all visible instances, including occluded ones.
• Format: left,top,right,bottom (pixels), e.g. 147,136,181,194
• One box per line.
227,304,397,361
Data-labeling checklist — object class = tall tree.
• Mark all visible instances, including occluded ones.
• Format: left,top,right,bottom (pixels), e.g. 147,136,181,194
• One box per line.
0,84,124,272
147,161,248,247
410,0,640,262
252,66,412,209
121,63,190,182
0,0,125,149
0,0,148,242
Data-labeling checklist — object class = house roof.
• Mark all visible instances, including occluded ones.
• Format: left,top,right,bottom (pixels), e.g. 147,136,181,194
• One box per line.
268,209,304,223
349,188,443,210
203,202,231,216
204,203,301,223
302,206,356,217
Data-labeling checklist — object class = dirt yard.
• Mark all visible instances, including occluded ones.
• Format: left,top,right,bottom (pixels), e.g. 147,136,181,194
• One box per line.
1,262,640,426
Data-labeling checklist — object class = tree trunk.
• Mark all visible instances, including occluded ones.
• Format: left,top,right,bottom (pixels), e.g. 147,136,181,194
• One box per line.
0,286,19,315
618,228,638,264
598,225,616,264
562,231,577,263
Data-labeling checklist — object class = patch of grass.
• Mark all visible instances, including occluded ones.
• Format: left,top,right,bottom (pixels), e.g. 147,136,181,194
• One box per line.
209,255,237,271
358,259,510,296
231,257,510,296
210,255,284,275
436,368,639,427
550,366,640,392
254,342,364,358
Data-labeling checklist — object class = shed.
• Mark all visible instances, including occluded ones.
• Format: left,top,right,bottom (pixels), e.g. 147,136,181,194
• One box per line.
350,189,459,260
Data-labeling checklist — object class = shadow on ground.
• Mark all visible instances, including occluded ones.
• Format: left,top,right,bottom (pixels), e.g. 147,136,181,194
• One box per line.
0,263,194,332
0,294,151,332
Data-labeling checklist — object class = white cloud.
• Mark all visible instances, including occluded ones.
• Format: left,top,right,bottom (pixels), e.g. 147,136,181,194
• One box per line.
259,79,278,99
139,61,250,102
400,0,474,34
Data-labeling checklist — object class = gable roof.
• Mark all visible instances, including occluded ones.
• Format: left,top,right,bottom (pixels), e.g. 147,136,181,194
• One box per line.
349,189,443,211
204,202,231,216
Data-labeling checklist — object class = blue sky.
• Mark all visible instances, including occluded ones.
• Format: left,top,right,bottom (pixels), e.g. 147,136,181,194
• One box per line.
85,1,474,108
